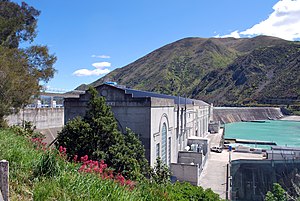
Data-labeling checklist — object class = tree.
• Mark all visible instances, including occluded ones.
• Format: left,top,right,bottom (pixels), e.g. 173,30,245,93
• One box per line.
149,157,171,184
0,1,40,48
108,128,149,180
57,87,149,180
0,0,56,125
265,183,287,201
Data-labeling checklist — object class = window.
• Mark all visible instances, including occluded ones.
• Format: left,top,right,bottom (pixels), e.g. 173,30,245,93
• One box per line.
156,143,160,159
161,123,167,164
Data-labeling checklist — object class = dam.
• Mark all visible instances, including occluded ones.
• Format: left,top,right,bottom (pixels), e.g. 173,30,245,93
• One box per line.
213,107,283,124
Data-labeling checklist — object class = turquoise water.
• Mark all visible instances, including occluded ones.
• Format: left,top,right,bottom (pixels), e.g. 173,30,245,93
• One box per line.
225,120,300,148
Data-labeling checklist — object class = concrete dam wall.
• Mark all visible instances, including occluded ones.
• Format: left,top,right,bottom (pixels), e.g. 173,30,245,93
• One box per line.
6,108,64,129
5,108,64,143
213,107,283,124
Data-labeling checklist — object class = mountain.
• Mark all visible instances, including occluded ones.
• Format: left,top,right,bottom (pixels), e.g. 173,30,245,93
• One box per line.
79,36,300,106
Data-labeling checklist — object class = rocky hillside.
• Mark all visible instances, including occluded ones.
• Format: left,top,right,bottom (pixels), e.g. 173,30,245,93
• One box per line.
79,36,300,106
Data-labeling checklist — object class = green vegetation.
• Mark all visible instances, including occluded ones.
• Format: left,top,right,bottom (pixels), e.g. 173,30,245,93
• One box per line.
265,183,287,201
0,128,222,200
149,157,171,185
57,87,149,180
0,0,56,125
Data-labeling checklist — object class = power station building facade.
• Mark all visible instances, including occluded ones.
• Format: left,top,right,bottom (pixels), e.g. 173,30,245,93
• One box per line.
64,84,211,167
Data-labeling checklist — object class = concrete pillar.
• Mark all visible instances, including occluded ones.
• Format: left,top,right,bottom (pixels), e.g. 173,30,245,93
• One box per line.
0,160,9,201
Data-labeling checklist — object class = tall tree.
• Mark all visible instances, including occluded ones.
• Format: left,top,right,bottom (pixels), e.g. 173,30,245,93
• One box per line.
0,0,40,48
0,0,56,125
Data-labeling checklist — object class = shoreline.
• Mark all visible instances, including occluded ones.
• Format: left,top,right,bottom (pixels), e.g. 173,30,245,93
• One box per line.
280,115,300,121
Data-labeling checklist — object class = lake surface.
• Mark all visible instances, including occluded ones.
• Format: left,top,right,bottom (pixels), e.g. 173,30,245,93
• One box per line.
225,120,300,148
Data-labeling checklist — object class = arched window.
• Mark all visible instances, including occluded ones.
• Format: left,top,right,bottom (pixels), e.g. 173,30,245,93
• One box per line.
161,123,167,164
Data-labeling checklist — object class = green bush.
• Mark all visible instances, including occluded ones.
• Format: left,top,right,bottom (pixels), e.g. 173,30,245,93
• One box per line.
10,121,44,138
149,157,171,184
265,183,287,201
167,182,221,201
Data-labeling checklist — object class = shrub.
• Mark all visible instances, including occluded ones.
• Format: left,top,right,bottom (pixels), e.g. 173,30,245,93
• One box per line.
149,157,171,184
167,182,221,201
10,121,44,139
265,183,287,201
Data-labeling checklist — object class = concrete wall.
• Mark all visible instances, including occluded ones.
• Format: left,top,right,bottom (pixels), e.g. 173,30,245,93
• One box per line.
213,107,283,124
6,108,64,129
177,151,202,166
151,99,176,167
170,163,200,186
113,106,151,161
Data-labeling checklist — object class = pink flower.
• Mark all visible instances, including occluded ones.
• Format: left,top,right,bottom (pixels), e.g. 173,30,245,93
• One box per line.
79,164,86,172
73,155,78,162
81,155,88,162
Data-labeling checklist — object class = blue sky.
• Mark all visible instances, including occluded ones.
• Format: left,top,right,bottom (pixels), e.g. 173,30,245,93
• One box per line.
14,0,300,92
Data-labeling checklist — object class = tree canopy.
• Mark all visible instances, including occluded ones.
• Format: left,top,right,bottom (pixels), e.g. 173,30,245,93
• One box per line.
0,0,40,48
0,0,56,124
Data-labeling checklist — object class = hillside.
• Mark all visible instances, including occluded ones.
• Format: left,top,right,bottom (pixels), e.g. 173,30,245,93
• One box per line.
79,36,300,106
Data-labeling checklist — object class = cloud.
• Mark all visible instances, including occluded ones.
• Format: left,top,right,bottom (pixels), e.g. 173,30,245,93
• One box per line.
73,61,112,77
92,62,111,69
73,68,111,77
91,54,111,59
217,0,300,41
216,30,241,38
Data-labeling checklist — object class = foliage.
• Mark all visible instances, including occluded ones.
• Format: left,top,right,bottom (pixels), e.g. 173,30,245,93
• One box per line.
166,182,221,201
265,183,287,201
33,149,63,178
10,121,44,138
57,87,149,180
0,128,222,200
0,0,56,124
0,0,40,48
149,157,171,184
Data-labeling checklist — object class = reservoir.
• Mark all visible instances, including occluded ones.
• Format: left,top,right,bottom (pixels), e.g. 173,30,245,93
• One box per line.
225,120,300,148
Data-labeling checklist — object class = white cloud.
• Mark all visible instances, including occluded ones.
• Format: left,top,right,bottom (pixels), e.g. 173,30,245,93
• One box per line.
92,62,111,69
73,61,112,77
218,30,241,38
218,0,300,41
91,55,111,59
73,68,111,77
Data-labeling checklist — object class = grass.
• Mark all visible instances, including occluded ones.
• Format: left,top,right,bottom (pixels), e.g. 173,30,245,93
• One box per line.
0,129,222,201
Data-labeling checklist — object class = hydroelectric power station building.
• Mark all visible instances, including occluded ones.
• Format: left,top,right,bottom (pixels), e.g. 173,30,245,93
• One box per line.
64,84,212,171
